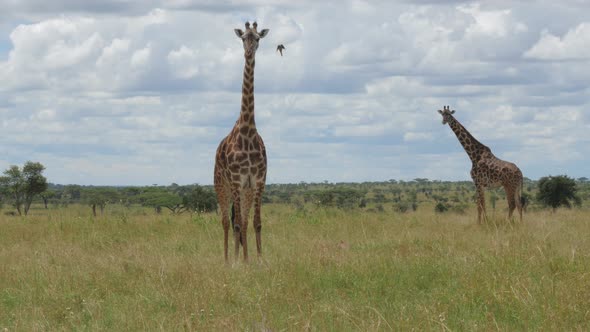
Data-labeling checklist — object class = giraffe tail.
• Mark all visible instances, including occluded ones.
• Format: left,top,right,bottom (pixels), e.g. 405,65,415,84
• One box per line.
230,203,243,246
519,180,526,211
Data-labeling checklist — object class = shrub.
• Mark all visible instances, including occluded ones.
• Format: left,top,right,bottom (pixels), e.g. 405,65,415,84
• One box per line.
537,175,581,211
434,202,448,213
395,202,409,213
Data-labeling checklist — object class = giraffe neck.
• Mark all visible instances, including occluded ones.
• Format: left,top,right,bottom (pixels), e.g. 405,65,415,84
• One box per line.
238,54,256,136
446,116,489,163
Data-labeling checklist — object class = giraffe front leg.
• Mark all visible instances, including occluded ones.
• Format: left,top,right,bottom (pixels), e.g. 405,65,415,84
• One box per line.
476,186,486,224
253,184,264,258
215,178,231,263
241,191,254,262
221,199,231,263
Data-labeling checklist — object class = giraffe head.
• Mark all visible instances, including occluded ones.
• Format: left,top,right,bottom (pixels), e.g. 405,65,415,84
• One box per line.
234,21,269,58
437,105,455,125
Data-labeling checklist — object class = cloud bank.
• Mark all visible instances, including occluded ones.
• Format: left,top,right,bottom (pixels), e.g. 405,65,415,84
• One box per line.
0,1,588,185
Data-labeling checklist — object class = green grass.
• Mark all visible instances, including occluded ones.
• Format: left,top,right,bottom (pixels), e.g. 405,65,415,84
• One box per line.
1,204,589,331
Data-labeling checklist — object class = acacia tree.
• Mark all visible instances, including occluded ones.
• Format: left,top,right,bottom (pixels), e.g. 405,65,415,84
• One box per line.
537,175,581,212
140,190,184,214
40,189,56,209
181,186,217,215
82,188,119,216
0,161,48,215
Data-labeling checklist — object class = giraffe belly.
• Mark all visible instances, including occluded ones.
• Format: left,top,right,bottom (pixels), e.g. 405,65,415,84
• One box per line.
487,181,502,189
239,173,256,189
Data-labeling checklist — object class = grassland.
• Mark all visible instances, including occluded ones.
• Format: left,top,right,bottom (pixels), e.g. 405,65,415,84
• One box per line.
1,203,589,331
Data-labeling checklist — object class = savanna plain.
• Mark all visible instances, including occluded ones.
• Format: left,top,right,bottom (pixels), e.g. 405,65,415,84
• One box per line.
1,201,590,331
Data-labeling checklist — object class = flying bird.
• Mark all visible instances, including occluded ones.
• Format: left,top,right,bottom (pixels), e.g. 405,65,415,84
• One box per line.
276,44,286,56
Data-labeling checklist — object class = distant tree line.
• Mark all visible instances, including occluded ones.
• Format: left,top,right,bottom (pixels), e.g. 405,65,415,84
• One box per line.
46,183,218,216
0,162,217,216
261,176,589,213
0,163,587,215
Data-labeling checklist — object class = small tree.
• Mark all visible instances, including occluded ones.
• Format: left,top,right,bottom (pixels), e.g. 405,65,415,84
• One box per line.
521,191,532,212
40,189,56,209
82,188,119,216
0,162,48,215
359,198,367,209
536,175,581,212
140,190,184,214
182,186,217,214
434,202,448,213
63,185,82,205
394,202,409,213
408,190,418,211
372,192,387,204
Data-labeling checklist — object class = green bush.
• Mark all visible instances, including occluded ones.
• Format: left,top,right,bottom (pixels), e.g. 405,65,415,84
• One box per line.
434,202,448,213
537,175,581,211
395,202,409,213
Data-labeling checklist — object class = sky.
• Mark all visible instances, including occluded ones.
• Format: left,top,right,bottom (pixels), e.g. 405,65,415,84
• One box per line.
0,0,589,186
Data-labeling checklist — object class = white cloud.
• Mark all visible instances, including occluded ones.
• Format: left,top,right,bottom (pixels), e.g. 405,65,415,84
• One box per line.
167,45,199,79
44,32,103,69
458,4,526,39
349,0,375,15
130,44,151,68
136,8,167,26
524,23,590,60
8,17,100,66
96,38,130,66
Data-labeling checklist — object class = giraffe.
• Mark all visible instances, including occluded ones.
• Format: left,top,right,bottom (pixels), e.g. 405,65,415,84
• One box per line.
214,22,269,262
438,106,523,223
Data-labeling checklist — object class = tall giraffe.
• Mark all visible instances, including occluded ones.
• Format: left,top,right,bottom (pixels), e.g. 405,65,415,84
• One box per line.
214,22,269,262
438,106,523,223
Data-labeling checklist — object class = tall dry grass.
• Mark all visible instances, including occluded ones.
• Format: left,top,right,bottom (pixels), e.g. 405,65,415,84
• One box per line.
1,204,589,330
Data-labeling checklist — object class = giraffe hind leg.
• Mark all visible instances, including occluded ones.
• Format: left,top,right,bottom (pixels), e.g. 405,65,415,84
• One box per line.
240,190,254,262
505,185,516,221
230,204,242,246
230,186,243,261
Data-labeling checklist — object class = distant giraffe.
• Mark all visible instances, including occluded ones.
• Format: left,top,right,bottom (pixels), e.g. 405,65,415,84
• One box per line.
214,22,269,262
438,106,523,223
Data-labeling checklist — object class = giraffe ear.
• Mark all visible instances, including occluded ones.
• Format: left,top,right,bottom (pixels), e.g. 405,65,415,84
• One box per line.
234,29,244,38
438,110,443,114
451,110,455,114
259,29,269,38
